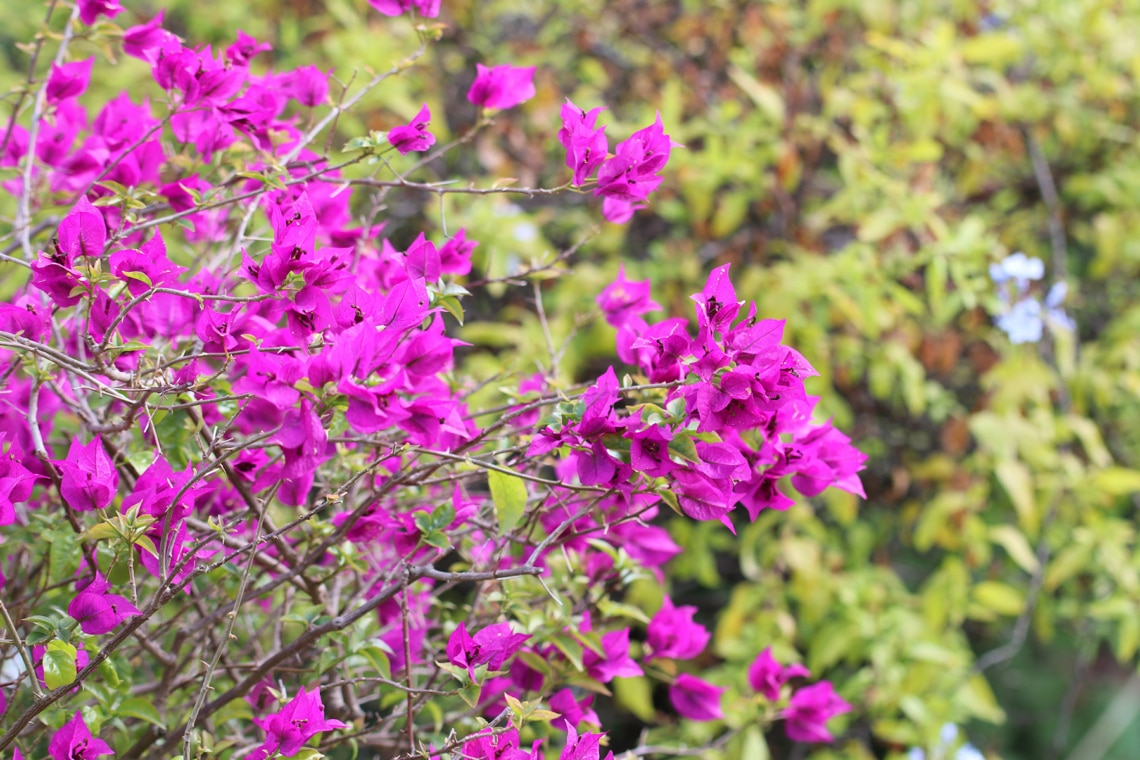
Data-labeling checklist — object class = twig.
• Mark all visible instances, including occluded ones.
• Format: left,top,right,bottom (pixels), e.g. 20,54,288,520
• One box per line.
1024,128,1067,280
973,495,1059,674
16,6,79,260
181,492,268,760
0,597,44,698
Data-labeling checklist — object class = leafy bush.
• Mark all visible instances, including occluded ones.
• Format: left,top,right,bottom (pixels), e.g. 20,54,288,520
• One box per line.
0,2,867,759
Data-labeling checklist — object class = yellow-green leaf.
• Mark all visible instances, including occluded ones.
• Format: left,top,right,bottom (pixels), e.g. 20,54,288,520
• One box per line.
974,581,1025,616
1091,467,1140,496
44,640,77,690
989,525,1039,574
488,467,527,536
996,460,1036,534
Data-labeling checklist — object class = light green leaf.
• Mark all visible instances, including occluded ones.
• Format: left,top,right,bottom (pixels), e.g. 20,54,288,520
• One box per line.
995,460,1036,534
44,640,77,690
738,726,770,760
488,467,528,536
118,697,166,728
614,676,655,722
974,581,1025,616
1091,467,1140,496
989,525,1039,574
1045,543,1093,591
291,750,326,760
358,644,391,680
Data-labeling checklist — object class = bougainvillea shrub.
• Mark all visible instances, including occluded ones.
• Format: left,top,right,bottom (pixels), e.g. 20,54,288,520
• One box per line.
0,3,865,758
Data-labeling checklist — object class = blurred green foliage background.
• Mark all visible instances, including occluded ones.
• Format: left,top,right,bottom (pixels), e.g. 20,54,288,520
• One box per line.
6,0,1140,758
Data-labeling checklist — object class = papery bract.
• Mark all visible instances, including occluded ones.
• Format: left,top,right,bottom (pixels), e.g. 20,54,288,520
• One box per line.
46,57,94,104
462,727,540,760
0,439,37,525
439,228,477,275
250,686,346,760
58,196,107,259
748,647,810,700
669,673,725,721
227,30,272,66
467,64,536,110
597,265,660,329
646,596,710,661
582,627,643,682
369,0,442,17
561,725,603,760
285,65,329,107
388,103,435,154
57,436,118,513
77,0,123,25
48,711,113,760
783,681,852,743
558,99,608,186
123,12,172,61
68,587,142,635
550,689,600,731
447,621,531,680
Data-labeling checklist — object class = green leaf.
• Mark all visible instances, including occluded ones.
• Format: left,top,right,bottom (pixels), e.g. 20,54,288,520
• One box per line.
357,644,391,680
962,673,1006,723
995,460,1037,534
97,658,120,687
82,522,120,542
657,488,683,516
727,64,785,122
668,431,699,463
974,581,1025,616
1045,543,1092,591
49,528,82,584
989,525,1039,574
1090,467,1140,496
488,467,528,536
613,676,655,721
118,697,166,728
134,534,159,556
550,632,585,672
437,294,465,325
44,640,77,690
121,270,154,289
808,622,854,672
517,650,554,678
292,750,326,760
737,726,770,760
458,679,482,708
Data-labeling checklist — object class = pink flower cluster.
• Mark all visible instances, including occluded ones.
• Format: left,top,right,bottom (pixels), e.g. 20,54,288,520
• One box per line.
525,264,867,532
559,103,678,223
750,647,852,742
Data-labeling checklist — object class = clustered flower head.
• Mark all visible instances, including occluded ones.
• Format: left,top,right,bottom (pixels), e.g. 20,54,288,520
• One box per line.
748,647,852,743
249,687,346,760
990,252,1074,344
558,101,679,223
447,621,531,680
525,263,868,531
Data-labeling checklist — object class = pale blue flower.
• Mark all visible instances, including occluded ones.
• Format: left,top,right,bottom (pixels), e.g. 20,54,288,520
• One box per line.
990,252,1044,291
996,298,1043,344
908,723,986,760
989,253,1073,344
